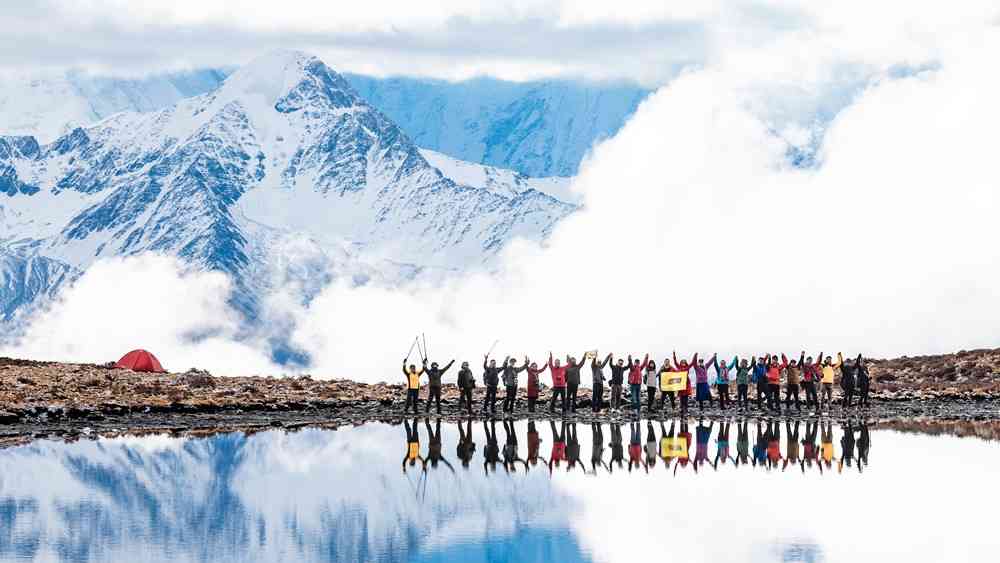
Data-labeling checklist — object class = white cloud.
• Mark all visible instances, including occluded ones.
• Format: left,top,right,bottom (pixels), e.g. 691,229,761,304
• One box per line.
3,3,999,382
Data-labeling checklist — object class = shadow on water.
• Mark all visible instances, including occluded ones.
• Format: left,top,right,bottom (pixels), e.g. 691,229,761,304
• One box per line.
0,416,997,562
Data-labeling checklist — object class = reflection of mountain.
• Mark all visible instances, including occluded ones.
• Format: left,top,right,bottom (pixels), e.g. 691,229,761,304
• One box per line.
0,424,588,562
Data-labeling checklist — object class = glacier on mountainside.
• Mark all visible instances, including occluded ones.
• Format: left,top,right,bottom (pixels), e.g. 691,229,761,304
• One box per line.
346,73,651,177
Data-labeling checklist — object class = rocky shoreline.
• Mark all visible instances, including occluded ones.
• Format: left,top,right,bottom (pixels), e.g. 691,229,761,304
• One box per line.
1,349,998,445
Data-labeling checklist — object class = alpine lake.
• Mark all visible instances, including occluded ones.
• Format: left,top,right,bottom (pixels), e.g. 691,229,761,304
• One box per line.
0,415,997,562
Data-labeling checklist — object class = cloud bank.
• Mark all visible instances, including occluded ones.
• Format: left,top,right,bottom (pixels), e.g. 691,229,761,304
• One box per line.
4,2,1000,380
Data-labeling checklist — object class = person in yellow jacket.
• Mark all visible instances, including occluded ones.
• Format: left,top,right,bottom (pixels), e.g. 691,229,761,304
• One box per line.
402,418,425,472
402,359,426,414
818,352,841,411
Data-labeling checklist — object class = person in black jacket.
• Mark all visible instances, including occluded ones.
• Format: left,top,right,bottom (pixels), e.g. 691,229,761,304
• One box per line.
856,355,871,408
565,354,587,413
501,357,528,414
424,359,455,414
456,362,475,414
591,353,611,413
456,418,476,468
481,355,507,415
839,352,858,408
608,354,628,412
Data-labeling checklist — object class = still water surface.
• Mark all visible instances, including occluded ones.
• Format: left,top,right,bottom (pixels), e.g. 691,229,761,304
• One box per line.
0,418,997,562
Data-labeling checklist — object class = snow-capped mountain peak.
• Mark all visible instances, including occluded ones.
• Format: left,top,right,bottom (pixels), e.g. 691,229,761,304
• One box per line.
0,51,576,330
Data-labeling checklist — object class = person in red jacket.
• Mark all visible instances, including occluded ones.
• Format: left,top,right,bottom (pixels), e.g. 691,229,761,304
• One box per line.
673,351,697,416
764,353,786,413
627,354,650,415
548,352,569,414
526,359,548,413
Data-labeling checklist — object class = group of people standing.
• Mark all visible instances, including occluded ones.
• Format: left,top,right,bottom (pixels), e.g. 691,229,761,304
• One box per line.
402,350,872,417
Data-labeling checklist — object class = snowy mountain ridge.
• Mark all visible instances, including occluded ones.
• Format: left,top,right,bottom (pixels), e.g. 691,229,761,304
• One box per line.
0,51,576,332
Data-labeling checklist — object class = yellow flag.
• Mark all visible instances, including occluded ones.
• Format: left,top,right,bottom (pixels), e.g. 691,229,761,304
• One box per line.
661,436,688,459
660,370,688,392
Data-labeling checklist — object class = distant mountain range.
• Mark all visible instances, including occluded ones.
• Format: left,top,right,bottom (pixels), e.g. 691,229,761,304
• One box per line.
1,65,649,177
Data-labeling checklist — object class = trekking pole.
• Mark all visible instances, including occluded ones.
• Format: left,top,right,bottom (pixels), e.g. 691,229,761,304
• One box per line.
485,339,500,359
422,333,428,362
405,336,419,362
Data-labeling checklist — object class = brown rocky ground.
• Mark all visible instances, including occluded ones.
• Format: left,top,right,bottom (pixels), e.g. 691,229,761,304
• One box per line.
1,348,998,433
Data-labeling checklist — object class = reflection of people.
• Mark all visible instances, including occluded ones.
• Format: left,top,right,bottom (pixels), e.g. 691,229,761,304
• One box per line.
645,421,658,469
839,420,856,472
590,423,609,474
673,420,694,475
752,420,767,468
527,421,543,470
548,420,567,474
566,423,583,471
713,420,734,469
456,419,476,469
694,419,713,472
425,419,454,472
628,421,645,472
857,422,870,472
402,418,425,471
766,420,782,470
484,420,501,474
783,421,800,471
502,419,527,472
735,419,750,467
821,421,835,470
659,420,676,471
609,423,625,472
802,420,822,474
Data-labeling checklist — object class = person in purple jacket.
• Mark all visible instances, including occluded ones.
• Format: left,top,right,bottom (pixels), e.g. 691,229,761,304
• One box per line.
693,353,714,411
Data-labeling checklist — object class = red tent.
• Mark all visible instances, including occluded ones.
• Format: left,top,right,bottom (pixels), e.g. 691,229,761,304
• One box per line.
115,349,166,373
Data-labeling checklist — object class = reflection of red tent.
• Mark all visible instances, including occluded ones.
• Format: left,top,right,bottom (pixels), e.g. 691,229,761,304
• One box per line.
115,349,166,373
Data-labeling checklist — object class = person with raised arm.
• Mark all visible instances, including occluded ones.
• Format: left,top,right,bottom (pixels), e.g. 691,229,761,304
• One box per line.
627,353,650,415
782,352,804,414
713,420,735,470
525,358,547,413
548,420,567,474
481,355,507,415
608,355,628,413
456,362,476,415
565,353,588,414
644,359,659,414
751,356,768,411
801,353,822,412
565,423,583,472
734,357,752,412
857,354,872,408
644,420,658,469
658,420,676,471
839,352,858,408
672,351,696,415
657,359,676,410
819,352,841,411
424,358,455,415
712,355,737,410
501,419,527,473
501,356,528,414
424,419,455,473
692,353,713,411
628,420,645,472
547,352,569,414
591,353,611,413
782,421,800,472
590,423,609,474
527,421,543,470
765,353,786,414
609,422,625,473
402,359,425,414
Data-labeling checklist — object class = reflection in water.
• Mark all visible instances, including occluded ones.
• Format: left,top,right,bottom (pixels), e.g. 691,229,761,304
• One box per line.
1,418,999,562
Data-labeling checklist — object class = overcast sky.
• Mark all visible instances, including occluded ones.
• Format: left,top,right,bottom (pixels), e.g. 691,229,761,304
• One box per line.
6,0,980,85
